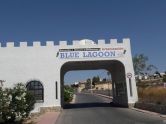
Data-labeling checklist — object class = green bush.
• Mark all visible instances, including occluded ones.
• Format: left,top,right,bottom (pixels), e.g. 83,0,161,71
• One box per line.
64,86,74,102
163,75,166,82
0,83,35,123
0,88,15,123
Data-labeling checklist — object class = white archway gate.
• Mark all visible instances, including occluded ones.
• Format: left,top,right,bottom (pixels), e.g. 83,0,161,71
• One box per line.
0,38,138,113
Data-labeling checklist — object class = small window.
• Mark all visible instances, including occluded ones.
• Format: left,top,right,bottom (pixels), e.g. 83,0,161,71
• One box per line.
26,80,44,102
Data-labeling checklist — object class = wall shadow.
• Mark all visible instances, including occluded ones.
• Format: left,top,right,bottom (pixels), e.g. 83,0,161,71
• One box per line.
63,102,127,109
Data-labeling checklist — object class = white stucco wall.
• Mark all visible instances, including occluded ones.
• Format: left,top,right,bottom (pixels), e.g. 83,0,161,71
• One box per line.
0,38,138,112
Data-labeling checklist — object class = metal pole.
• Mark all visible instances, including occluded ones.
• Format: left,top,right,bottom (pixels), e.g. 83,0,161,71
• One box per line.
91,79,92,94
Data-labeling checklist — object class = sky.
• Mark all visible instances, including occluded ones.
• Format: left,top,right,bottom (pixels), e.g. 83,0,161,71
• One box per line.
0,0,166,84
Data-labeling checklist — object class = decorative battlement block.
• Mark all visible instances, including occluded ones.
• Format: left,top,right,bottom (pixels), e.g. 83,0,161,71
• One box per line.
110,39,118,44
33,41,41,47
72,40,80,45
123,38,130,44
7,42,15,47
59,41,67,46
20,42,28,47
46,41,54,46
98,39,105,45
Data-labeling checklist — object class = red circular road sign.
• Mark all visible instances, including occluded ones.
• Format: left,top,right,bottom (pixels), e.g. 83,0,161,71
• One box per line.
127,73,132,78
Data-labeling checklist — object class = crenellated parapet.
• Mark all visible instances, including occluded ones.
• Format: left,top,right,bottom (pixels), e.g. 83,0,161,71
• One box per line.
0,38,130,48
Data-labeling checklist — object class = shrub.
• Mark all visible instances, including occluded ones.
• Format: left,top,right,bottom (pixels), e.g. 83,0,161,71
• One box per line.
0,88,15,122
0,83,35,123
163,75,166,82
64,86,74,102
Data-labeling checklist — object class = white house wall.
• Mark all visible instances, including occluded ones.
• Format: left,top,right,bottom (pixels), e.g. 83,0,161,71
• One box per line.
0,38,138,113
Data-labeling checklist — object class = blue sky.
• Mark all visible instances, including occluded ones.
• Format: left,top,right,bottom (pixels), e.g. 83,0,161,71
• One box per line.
0,0,166,84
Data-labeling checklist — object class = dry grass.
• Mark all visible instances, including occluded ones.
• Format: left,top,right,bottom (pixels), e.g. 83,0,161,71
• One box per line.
138,87,166,105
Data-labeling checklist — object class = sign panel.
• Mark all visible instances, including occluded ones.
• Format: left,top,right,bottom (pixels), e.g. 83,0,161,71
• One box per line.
57,47,125,59
127,73,132,78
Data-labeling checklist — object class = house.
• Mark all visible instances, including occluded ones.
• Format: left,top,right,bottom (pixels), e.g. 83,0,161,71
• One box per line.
78,81,86,92
94,81,112,90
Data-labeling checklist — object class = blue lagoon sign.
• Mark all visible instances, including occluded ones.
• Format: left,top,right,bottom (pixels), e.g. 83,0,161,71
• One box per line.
58,48,124,59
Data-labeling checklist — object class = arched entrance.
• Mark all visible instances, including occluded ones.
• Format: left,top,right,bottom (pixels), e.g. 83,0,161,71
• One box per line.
60,60,128,107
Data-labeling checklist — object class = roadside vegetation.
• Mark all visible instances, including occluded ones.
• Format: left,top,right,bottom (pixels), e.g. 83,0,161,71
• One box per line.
133,54,166,113
64,85,74,103
138,86,166,105
0,83,35,124
137,75,166,105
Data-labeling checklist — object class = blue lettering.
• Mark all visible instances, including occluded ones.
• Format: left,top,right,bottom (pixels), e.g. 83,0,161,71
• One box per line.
104,52,110,57
60,50,117,59
60,53,65,58
110,51,115,57
69,52,74,58
98,52,103,57
59,52,80,59
83,52,88,57
75,52,80,58
92,52,97,57
83,52,92,57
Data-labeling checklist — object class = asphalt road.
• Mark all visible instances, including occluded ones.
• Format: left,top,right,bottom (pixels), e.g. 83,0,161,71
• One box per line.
56,93,165,124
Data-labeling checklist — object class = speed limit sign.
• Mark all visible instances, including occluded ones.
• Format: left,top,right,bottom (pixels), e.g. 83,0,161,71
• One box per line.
127,73,132,78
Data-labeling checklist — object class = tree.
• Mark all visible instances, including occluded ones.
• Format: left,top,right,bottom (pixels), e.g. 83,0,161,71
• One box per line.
133,54,148,75
155,71,162,78
146,64,157,75
92,76,100,86
86,78,91,84
102,78,107,82
133,54,157,75
85,78,91,89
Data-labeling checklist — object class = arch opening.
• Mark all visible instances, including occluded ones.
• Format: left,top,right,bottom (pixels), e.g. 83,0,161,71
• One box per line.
60,60,128,107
